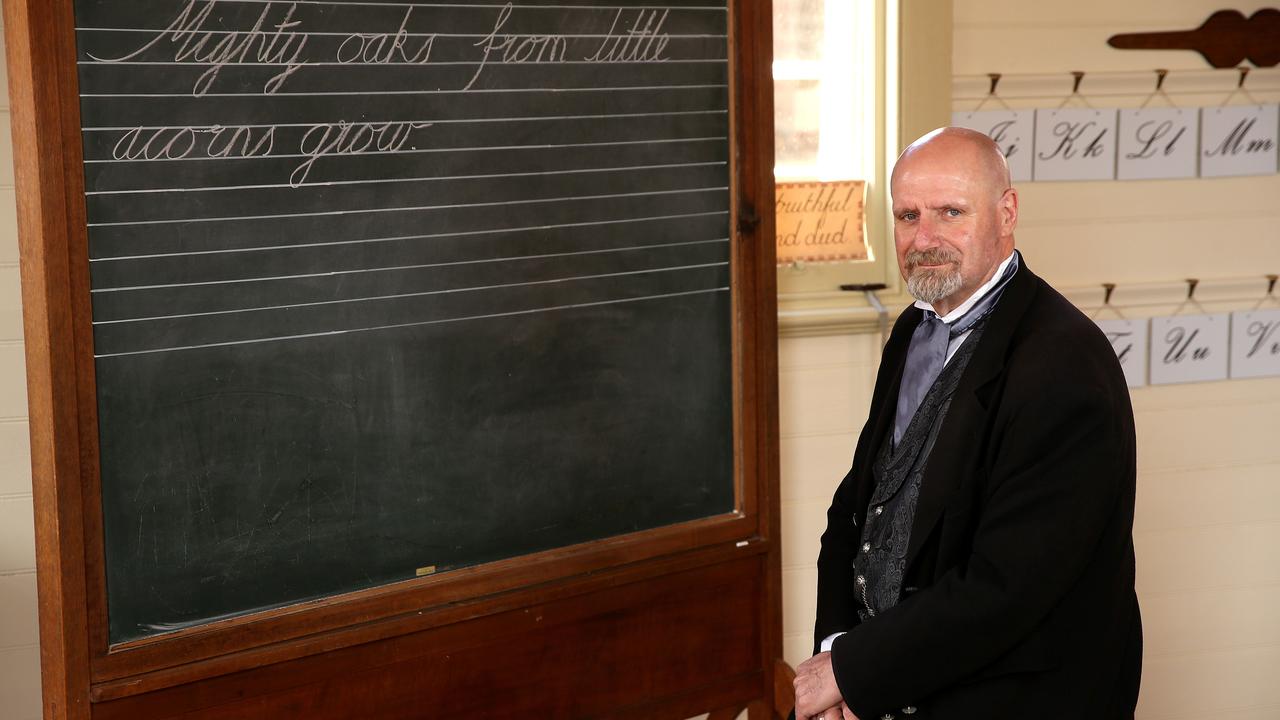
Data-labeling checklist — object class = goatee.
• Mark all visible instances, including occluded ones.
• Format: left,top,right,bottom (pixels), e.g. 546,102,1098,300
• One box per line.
904,248,963,305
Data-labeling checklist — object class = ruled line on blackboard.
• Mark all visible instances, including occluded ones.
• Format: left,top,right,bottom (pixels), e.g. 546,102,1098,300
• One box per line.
92,237,728,293
83,135,727,165
80,108,726,133
92,286,730,358
75,59,729,67
76,28,728,39
120,1,727,10
93,261,728,324
89,210,729,261
86,160,726,195
86,186,729,227
79,83,728,98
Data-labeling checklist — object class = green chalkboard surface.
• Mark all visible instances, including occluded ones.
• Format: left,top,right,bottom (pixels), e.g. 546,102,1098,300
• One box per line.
73,0,734,644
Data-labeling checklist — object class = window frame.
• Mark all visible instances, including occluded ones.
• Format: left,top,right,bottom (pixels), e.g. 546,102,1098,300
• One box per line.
776,0,955,331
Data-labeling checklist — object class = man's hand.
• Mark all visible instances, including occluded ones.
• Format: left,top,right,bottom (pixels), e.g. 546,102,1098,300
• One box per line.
793,652,858,719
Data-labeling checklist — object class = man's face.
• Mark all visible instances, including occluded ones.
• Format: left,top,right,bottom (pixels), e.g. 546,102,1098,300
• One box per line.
890,150,1015,315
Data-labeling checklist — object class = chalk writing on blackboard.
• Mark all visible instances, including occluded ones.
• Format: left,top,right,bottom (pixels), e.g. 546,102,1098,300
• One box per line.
85,0,312,95
85,2,684,185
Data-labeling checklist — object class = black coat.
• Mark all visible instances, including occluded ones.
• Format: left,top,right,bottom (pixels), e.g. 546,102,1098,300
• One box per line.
813,260,1142,720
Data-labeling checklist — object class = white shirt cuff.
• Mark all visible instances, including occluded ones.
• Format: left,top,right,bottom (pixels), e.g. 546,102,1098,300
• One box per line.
819,631,846,653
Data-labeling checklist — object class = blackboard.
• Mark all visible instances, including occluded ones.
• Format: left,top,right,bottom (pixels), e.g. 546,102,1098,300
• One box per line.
73,0,733,644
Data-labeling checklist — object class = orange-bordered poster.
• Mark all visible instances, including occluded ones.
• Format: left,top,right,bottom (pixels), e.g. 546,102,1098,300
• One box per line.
775,180,868,264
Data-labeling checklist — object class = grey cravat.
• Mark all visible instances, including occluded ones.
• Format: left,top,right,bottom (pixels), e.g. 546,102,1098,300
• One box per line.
894,311,949,447
893,252,1020,446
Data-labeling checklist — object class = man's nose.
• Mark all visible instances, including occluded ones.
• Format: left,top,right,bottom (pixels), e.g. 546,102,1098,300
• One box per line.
909,216,942,249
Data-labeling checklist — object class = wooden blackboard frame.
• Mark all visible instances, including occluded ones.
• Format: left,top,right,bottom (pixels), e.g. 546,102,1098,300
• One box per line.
5,1,780,717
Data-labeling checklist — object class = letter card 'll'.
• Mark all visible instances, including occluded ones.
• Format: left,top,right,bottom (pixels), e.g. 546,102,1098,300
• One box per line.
1230,308,1280,379
950,110,1035,181
1149,314,1230,385
1116,108,1199,180
1095,318,1149,387
1200,105,1280,178
1032,109,1118,181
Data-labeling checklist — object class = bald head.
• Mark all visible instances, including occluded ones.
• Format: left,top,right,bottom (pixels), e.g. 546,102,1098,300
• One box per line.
892,127,1011,201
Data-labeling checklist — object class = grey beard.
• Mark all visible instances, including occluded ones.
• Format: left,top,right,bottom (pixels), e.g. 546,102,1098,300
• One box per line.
906,267,964,305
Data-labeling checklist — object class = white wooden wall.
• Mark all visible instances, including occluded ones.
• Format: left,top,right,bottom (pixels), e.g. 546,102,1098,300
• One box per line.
778,334,880,668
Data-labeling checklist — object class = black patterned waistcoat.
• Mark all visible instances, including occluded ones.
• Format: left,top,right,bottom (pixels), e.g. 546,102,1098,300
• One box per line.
852,320,988,621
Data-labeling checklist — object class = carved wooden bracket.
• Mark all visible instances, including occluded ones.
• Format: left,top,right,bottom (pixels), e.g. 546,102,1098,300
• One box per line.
1108,9,1280,68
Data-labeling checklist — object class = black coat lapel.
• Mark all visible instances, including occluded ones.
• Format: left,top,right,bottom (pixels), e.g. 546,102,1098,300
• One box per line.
902,260,1043,572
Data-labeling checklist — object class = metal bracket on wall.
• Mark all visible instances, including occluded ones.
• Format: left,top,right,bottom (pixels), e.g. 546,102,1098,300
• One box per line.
840,283,890,347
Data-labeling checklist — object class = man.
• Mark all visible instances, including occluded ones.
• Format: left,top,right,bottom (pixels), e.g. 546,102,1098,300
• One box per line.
792,128,1142,720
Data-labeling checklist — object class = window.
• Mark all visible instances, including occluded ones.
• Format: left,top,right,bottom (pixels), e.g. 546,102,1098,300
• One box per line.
773,0,879,182
773,0,898,298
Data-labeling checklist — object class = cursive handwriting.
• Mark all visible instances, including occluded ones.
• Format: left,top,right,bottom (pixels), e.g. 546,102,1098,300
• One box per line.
1162,326,1210,364
88,0,309,96
1038,121,1108,161
1125,120,1187,160
1246,320,1280,358
464,3,568,91
87,2,714,187
337,7,434,65
112,124,275,161
291,120,431,186
584,9,671,63
987,119,1023,160
1104,330,1135,364
1204,118,1276,157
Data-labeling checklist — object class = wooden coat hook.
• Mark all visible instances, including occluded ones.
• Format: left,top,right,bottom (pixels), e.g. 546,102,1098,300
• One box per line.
1140,69,1176,108
1057,71,1093,108
1255,274,1280,309
1090,282,1127,320
974,72,1011,111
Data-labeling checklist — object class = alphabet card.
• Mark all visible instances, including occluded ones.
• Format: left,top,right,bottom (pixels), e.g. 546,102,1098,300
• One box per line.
1149,314,1230,385
950,110,1035,181
1116,108,1199,180
1230,308,1280,379
1095,318,1149,387
1200,105,1279,178
1033,109,1118,181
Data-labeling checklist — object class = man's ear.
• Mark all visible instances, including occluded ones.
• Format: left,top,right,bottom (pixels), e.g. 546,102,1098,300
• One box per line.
999,187,1019,235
